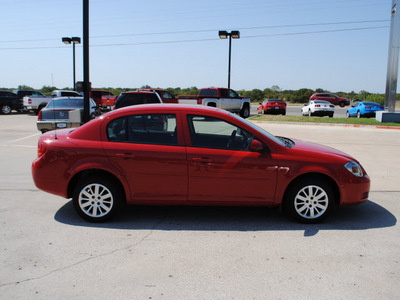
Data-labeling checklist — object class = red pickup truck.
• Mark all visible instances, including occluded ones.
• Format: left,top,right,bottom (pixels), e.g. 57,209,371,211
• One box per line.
90,90,118,111
178,87,251,118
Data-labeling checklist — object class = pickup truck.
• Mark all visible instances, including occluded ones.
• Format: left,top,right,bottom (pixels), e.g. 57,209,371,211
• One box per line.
89,89,118,111
23,90,80,114
178,87,251,118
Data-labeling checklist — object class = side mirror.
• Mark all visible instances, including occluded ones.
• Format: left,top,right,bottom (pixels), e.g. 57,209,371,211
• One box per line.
249,139,265,153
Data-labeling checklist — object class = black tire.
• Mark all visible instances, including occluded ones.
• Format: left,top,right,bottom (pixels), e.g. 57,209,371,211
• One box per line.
339,102,345,107
262,107,265,115
282,111,286,116
357,111,361,118
308,109,312,117
329,112,334,118
1,105,12,115
285,177,335,223
72,176,122,222
240,105,250,118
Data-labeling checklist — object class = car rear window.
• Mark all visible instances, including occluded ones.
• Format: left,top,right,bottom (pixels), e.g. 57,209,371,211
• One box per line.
199,89,218,96
115,93,160,109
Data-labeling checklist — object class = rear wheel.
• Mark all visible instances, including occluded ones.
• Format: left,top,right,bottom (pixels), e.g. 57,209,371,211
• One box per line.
1,105,12,115
72,176,122,222
285,177,335,223
339,102,345,107
282,110,286,115
346,111,350,118
308,109,312,117
357,111,361,118
329,112,334,118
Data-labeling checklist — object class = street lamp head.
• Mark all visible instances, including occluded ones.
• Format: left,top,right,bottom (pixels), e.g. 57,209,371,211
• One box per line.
62,37,72,44
71,37,81,44
231,31,240,39
219,31,228,39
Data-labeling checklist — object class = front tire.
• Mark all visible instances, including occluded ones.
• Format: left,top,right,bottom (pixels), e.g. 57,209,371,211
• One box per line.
1,105,12,114
339,102,345,107
72,176,122,222
357,111,361,118
285,177,335,223
240,105,250,118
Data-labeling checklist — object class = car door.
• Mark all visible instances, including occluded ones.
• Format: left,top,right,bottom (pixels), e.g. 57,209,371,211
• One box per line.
102,113,188,202
219,88,231,110
184,113,278,203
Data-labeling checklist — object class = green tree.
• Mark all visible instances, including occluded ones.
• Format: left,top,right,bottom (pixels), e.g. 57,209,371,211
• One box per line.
17,84,34,90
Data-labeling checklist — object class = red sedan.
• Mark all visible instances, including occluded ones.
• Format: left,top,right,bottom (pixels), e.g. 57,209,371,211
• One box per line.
257,99,286,115
32,104,370,223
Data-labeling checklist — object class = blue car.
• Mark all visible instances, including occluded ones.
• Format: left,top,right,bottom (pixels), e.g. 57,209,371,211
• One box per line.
346,101,384,118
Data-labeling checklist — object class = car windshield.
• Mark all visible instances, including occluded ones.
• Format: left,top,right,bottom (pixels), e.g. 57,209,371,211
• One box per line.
363,102,380,106
230,113,286,147
47,98,84,109
268,99,282,102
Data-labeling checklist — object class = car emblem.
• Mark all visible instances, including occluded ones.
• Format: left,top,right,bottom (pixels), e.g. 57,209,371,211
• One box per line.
60,112,65,117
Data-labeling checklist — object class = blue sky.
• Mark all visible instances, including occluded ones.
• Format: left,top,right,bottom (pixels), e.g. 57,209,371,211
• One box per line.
1,0,394,93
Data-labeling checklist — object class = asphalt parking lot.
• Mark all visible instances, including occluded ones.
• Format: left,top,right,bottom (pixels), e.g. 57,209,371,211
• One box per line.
1,113,400,299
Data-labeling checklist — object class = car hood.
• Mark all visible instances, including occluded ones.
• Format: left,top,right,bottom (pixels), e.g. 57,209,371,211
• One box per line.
290,138,355,162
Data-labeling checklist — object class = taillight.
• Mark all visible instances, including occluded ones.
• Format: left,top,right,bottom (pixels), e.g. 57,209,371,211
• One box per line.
330,105,334,108
37,110,42,121
197,97,202,105
315,105,320,107
365,106,371,109
38,141,46,157
28,98,32,104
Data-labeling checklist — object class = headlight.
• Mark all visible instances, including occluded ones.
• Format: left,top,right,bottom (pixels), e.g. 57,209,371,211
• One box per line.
344,161,363,177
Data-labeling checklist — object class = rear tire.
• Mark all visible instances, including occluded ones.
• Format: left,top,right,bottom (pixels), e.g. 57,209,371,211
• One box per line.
357,111,361,118
285,177,335,223
339,102,345,107
308,109,312,117
72,176,122,222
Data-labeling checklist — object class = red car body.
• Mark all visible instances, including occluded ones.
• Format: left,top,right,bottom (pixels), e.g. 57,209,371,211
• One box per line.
257,99,287,115
32,104,370,223
310,93,350,107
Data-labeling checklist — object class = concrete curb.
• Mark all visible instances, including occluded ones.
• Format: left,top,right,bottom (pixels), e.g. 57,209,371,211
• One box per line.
251,120,400,130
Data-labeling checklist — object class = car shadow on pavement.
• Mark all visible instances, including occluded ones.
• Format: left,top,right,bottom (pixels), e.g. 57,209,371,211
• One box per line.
54,200,396,237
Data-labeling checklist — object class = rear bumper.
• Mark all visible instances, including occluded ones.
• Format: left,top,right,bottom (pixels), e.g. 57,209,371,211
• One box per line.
37,121,81,132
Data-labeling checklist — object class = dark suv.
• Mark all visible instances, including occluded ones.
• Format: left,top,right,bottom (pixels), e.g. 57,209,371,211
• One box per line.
114,91,162,109
0,90,19,114
310,93,350,107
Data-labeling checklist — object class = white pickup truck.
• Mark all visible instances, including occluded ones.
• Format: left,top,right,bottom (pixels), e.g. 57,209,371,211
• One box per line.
178,87,251,118
23,90,81,113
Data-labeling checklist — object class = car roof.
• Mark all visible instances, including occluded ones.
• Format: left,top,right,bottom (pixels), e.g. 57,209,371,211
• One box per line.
109,103,230,116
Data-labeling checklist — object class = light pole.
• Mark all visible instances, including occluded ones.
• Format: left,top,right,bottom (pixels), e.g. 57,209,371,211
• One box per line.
219,30,240,89
62,37,81,91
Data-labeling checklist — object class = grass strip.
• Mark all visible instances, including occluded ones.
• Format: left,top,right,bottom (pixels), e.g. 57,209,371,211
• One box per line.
249,114,400,127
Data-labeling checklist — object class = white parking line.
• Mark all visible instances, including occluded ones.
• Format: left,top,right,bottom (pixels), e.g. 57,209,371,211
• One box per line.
9,133,41,144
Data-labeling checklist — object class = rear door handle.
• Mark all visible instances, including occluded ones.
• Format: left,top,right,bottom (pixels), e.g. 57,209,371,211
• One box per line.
114,153,135,160
193,157,212,163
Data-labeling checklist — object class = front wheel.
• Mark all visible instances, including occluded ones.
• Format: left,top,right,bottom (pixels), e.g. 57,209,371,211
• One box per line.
339,102,345,107
357,111,361,118
1,105,12,114
285,177,335,223
72,176,122,222
240,106,250,118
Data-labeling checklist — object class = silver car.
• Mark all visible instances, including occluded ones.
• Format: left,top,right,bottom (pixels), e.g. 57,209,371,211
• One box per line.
37,97,99,133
